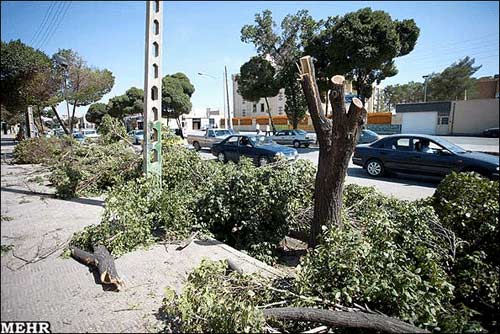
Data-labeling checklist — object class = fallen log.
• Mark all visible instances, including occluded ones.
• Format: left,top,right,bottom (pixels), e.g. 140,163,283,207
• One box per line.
263,307,429,333
70,245,124,290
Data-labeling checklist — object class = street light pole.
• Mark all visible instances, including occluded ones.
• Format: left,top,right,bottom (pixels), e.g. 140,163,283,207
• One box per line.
54,54,71,134
198,71,229,128
422,75,430,102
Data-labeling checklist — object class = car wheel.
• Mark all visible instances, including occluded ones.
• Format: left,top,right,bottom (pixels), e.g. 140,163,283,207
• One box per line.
217,152,227,163
366,159,384,177
193,141,201,151
258,155,269,167
293,140,301,148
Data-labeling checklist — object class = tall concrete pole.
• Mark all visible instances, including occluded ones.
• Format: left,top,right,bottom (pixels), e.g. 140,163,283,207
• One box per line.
143,0,163,180
27,106,36,138
225,66,232,129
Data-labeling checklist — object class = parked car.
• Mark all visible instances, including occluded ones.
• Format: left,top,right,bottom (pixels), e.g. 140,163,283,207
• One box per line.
82,129,99,140
128,130,144,145
358,129,381,144
352,134,499,180
72,132,85,143
270,129,316,148
483,127,499,137
187,128,235,151
211,134,298,166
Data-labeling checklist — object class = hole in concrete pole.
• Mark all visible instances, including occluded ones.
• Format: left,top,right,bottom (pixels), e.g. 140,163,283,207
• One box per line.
153,42,159,57
152,107,158,121
152,127,159,142
152,64,158,78
153,20,159,35
150,148,158,163
153,0,159,13
151,86,158,100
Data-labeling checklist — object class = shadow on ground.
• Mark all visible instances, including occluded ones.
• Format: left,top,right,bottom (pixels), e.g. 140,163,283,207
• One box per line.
0,186,105,207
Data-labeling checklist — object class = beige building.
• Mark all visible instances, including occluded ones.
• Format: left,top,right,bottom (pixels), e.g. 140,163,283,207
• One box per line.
230,74,382,131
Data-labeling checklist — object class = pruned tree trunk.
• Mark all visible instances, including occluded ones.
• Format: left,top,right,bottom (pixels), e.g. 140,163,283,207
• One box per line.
50,105,69,135
298,56,366,248
70,245,124,290
264,97,276,134
263,307,429,333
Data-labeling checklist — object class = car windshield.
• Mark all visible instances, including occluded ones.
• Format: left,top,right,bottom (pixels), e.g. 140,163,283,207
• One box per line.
431,137,467,154
136,130,144,136
214,130,232,136
73,133,83,138
84,130,96,135
249,136,275,146
363,130,378,136
295,130,307,135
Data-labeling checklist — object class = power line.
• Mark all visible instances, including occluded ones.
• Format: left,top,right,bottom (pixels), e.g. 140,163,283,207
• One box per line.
29,1,56,47
412,32,499,52
34,1,65,50
37,2,71,50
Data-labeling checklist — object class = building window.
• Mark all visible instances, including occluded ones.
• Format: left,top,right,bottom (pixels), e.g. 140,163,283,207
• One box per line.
438,116,449,125
278,106,283,115
260,103,265,112
242,100,246,104
252,104,257,113
278,94,283,101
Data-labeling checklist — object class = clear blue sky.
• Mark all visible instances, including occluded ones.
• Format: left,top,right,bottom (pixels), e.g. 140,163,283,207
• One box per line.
1,1,499,117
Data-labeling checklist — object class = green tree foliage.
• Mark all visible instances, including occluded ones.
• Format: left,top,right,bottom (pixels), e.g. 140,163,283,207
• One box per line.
107,87,144,119
426,57,481,101
0,40,62,127
162,73,195,122
53,49,115,133
306,8,420,103
85,102,108,126
237,57,280,132
97,114,128,144
383,81,424,110
241,10,316,127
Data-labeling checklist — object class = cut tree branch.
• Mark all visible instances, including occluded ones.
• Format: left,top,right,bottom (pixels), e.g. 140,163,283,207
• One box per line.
263,307,429,333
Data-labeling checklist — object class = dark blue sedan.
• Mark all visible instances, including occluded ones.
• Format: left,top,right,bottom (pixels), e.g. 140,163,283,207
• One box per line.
211,135,298,166
353,134,499,180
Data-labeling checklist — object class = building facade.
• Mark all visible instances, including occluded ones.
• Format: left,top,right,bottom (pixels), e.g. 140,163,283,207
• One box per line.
230,74,382,131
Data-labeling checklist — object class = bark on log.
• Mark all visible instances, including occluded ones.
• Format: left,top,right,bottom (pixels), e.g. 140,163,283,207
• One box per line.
298,56,367,248
70,245,124,289
263,307,429,334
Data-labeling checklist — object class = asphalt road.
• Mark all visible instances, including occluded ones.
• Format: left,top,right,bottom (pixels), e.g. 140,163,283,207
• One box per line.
198,136,498,201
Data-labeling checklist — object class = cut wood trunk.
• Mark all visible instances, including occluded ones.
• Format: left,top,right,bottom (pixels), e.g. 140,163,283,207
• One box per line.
298,56,367,248
70,245,124,289
263,307,429,333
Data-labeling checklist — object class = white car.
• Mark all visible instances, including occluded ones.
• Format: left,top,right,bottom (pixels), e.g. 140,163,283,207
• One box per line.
270,129,317,148
82,129,99,139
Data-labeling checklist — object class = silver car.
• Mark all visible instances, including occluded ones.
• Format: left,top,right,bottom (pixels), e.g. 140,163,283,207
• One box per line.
271,129,316,148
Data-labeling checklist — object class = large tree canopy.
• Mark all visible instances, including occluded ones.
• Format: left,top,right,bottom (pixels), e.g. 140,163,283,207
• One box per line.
0,40,56,121
237,57,280,132
161,73,195,120
241,10,317,127
383,81,424,110
427,57,481,101
305,8,420,103
85,102,108,126
53,49,115,133
107,87,144,118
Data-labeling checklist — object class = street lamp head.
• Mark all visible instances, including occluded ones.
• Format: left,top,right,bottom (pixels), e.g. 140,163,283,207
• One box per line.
54,54,69,67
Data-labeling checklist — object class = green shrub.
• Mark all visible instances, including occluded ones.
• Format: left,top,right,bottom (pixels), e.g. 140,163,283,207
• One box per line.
296,185,456,330
97,114,128,144
70,177,162,256
13,136,73,164
162,259,272,333
49,141,141,198
195,158,315,263
432,172,499,332
432,172,499,264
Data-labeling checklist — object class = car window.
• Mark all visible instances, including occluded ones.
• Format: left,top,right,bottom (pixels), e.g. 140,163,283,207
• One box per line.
296,130,307,135
225,136,238,146
388,138,411,151
238,136,253,147
275,131,284,136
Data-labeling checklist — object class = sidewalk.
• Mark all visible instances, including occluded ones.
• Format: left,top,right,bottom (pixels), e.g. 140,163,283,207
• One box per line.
1,138,281,332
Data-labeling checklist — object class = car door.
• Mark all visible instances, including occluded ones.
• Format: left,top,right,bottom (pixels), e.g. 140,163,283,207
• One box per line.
381,137,421,172
410,138,461,175
238,136,258,162
223,136,240,162
273,131,285,144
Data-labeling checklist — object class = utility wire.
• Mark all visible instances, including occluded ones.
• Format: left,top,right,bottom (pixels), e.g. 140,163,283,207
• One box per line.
37,2,71,50
29,1,56,47
34,1,65,50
